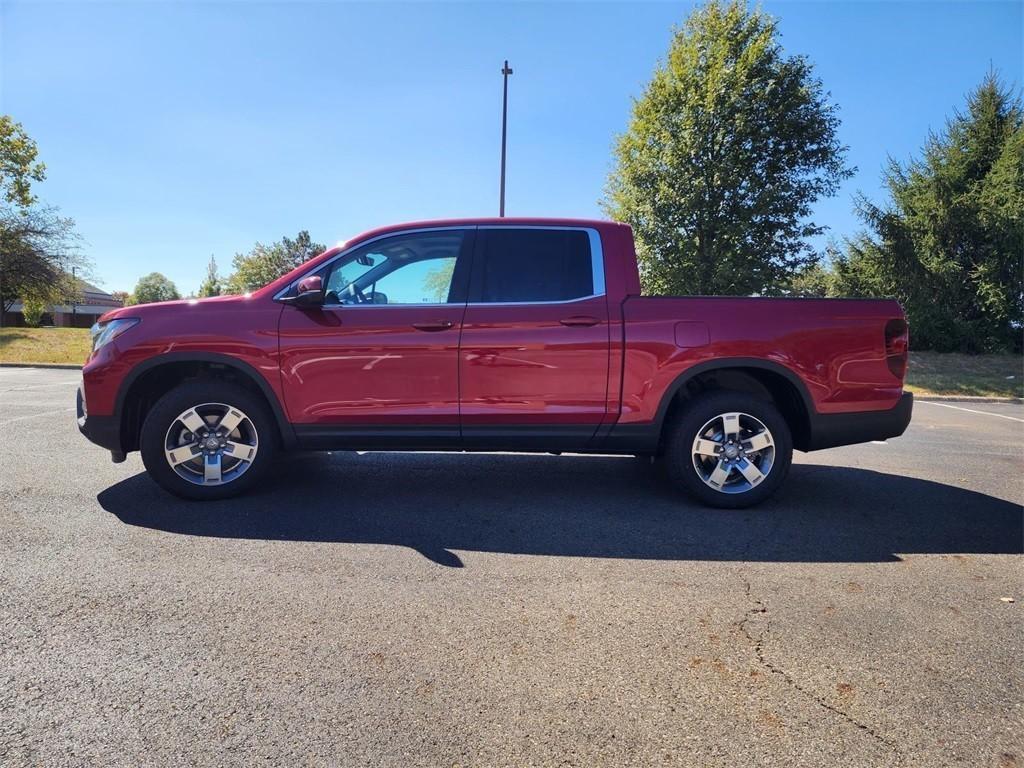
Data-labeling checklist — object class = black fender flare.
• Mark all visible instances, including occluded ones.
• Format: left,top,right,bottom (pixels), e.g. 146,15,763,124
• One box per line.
651,357,816,434
114,351,296,448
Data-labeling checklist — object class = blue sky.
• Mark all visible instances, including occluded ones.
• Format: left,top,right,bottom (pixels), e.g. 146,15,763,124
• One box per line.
3,1,1021,294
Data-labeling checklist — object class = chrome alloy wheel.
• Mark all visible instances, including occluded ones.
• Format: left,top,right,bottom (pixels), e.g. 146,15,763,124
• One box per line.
691,411,775,495
164,403,259,486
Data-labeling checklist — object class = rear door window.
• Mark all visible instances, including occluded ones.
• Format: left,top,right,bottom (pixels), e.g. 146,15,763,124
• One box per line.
470,229,597,303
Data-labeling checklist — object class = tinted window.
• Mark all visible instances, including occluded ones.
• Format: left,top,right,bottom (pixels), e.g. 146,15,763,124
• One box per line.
474,229,595,303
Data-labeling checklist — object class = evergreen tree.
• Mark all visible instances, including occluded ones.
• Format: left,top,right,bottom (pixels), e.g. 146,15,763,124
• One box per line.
836,73,1023,352
197,255,222,297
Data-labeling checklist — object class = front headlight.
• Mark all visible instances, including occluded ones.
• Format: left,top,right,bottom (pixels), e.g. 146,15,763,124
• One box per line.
90,318,140,354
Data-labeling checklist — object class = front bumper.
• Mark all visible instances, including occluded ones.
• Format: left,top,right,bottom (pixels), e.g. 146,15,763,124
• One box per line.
77,384,124,459
806,392,914,451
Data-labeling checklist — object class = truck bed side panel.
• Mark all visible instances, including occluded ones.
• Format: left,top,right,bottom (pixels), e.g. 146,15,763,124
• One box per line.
619,296,906,425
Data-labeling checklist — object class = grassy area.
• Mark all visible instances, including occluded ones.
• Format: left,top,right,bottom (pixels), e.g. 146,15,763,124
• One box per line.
0,327,91,365
1,327,1020,398
905,351,1022,398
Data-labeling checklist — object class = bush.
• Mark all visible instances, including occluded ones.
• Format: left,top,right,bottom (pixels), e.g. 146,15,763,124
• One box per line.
21,296,46,327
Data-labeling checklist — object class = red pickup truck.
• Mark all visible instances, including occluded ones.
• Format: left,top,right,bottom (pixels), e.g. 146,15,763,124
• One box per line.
78,218,912,508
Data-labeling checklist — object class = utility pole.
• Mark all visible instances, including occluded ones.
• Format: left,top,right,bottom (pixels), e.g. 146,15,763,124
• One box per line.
71,266,77,326
499,60,513,217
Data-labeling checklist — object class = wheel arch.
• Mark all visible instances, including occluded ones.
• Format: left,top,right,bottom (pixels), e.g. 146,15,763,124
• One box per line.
115,352,295,453
654,358,815,452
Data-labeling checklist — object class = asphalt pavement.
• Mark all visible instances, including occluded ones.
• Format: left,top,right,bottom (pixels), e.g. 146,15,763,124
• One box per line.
1,366,1021,767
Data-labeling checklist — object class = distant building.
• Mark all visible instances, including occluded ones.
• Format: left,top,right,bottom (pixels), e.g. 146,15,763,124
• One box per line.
3,279,124,328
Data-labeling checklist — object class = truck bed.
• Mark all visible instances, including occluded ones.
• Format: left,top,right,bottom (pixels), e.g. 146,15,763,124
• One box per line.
618,295,907,423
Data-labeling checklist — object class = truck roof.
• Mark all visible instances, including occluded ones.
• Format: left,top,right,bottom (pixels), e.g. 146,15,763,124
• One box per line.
343,217,622,240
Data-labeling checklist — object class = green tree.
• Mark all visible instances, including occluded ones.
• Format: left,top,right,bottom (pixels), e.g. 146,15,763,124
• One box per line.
603,0,853,296
225,231,325,294
784,259,835,298
0,121,89,326
837,73,1023,352
0,116,47,209
130,272,180,305
197,255,222,297
422,260,456,302
0,206,84,318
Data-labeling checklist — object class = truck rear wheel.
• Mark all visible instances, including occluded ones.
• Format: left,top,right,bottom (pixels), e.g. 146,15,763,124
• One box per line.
140,380,276,500
663,391,792,509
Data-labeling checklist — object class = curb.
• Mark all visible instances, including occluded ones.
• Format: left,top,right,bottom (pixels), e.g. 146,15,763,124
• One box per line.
916,395,1023,404
0,362,82,370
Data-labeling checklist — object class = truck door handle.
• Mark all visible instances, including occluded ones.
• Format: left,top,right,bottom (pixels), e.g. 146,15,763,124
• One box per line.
412,320,455,332
559,315,601,327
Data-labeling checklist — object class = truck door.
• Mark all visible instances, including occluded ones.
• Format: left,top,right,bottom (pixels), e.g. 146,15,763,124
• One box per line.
278,228,473,446
458,226,611,450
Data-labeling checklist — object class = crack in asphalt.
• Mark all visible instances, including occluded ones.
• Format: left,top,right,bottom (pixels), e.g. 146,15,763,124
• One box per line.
737,576,903,758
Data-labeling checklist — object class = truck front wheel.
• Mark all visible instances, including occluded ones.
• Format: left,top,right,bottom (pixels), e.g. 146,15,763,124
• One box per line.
663,391,792,509
140,380,276,500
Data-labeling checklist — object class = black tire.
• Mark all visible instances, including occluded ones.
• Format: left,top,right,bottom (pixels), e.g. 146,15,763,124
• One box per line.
662,391,792,509
140,380,277,500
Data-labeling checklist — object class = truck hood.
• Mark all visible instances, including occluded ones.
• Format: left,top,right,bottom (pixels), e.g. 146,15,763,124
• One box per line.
98,293,251,323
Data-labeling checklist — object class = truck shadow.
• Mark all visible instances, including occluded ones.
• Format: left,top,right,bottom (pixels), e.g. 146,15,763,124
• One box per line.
98,452,1023,567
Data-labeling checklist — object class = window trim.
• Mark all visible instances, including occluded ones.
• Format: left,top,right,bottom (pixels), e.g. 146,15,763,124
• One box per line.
273,224,606,308
468,225,605,307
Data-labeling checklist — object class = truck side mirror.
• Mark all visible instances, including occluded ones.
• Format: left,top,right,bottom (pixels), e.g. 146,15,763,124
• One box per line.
293,275,324,308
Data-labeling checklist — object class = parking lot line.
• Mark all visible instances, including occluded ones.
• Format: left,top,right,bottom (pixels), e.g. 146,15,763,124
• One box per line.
0,406,76,425
918,400,1024,423
0,381,81,392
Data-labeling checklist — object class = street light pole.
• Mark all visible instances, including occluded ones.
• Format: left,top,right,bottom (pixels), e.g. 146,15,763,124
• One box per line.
499,60,513,217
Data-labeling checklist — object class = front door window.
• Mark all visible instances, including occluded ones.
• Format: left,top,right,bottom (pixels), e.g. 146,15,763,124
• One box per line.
323,230,466,306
